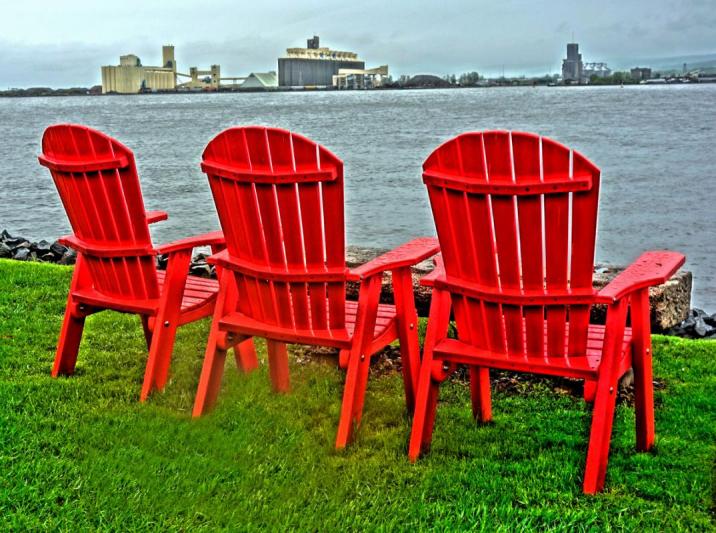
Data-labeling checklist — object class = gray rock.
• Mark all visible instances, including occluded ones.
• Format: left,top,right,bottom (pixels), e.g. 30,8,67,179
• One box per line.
8,239,30,251
13,248,31,261
33,240,52,254
694,317,715,338
50,241,68,257
0,242,11,258
0,230,12,241
58,249,77,265
190,263,213,278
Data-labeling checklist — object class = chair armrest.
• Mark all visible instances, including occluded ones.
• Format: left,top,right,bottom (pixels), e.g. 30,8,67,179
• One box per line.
597,251,685,303
146,210,168,224
346,237,440,281
419,254,444,287
156,231,225,255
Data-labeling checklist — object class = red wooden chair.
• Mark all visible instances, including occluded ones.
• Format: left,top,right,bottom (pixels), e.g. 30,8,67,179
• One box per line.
192,126,439,448
408,131,685,493
38,124,254,401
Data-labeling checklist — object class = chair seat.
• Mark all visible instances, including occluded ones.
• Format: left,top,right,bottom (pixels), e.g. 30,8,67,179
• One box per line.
434,324,633,380
219,300,398,350
156,270,219,312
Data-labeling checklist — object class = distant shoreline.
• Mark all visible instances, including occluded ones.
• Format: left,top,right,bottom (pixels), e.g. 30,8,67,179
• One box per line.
2,81,714,98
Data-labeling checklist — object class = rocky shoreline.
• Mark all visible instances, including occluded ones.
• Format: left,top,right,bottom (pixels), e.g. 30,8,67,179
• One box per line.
1,230,711,339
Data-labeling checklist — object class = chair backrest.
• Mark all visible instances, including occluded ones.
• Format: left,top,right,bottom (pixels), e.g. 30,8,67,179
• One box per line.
202,126,347,332
39,124,160,301
423,131,601,357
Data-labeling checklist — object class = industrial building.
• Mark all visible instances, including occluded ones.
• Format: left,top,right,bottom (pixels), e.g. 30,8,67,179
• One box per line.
583,62,611,80
630,67,652,81
278,36,366,87
101,45,229,94
561,43,583,83
333,65,389,90
561,43,611,84
241,72,278,90
101,46,177,94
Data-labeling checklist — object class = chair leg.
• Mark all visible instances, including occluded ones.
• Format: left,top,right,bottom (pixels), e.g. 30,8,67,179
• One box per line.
193,325,229,417
584,380,597,403
335,350,372,449
409,358,440,461
583,298,628,494
52,300,86,377
631,289,655,451
470,366,492,422
140,249,191,402
140,312,181,401
234,338,259,373
335,275,382,450
267,340,290,393
392,267,421,413
140,315,153,351
583,378,619,494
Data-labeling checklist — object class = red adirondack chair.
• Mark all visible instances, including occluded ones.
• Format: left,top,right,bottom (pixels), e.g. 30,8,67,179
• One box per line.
38,124,254,401
192,126,439,448
408,131,685,493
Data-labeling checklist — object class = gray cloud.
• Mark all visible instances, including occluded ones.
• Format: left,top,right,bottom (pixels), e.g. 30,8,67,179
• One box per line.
2,0,714,87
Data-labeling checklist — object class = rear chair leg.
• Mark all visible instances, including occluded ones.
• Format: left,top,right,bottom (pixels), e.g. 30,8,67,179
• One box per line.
193,326,229,416
52,300,86,377
234,338,258,373
140,315,153,351
267,340,290,393
584,380,597,403
470,367,492,422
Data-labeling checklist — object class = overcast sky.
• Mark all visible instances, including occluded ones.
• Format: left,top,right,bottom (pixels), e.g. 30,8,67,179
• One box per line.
1,0,714,87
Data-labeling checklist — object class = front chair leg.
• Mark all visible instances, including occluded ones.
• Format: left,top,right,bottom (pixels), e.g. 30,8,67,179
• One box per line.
631,288,655,451
391,266,421,413
335,275,382,449
141,249,191,401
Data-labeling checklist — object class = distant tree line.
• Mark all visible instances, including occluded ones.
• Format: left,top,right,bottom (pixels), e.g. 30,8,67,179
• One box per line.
442,72,481,86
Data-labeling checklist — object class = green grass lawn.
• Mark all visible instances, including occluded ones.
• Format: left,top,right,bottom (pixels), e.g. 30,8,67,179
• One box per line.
1,259,714,531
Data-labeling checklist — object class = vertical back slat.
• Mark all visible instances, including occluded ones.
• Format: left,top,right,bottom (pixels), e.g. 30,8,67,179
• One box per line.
484,132,523,355
542,138,571,358
512,132,545,357
568,154,601,355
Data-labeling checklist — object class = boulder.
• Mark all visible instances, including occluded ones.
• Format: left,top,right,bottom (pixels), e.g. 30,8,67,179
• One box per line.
13,248,31,261
50,241,68,257
0,242,12,258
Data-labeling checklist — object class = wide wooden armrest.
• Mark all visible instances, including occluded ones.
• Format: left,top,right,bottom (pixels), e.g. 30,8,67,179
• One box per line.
146,210,168,224
156,231,225,255
597,251,685,303
419,254,444,287
346,237,440,281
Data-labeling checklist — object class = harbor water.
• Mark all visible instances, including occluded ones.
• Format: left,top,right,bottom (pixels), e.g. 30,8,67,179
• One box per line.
0,85,714,308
